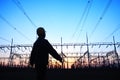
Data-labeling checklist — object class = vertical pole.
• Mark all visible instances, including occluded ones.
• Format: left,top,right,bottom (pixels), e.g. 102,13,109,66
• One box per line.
86,33,90,67
9,38,13,65
98,53,100,65
113,36,119,65
67,57,68,69
61,37,63,68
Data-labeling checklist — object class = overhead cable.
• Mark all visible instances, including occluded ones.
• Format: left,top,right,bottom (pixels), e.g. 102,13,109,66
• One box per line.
12,0,37,28
103,24,120,41
90,0,112,38
77,0,93,40
0,37,11,43
72,0,91,38
0,14,32,42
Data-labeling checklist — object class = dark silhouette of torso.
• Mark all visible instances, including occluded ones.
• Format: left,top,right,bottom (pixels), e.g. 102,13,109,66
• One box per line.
30,36,62,80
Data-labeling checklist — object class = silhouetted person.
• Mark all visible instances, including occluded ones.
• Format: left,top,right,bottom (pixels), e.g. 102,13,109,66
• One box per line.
29,27,63,80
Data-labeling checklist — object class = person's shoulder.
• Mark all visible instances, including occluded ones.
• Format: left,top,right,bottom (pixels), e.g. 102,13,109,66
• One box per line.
43,39,52,45
33,38,40,45
33,40,38,46
44,38,49,43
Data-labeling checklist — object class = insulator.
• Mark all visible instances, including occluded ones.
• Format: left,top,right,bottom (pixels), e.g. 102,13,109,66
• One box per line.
24,47,27,50
106,45,109,48
55,46,57,49
91,45,94,48
117,45,120,48
21,47,26,52
99,45,101,48
66,45,68,49
6,47,10,50
73,45,75,48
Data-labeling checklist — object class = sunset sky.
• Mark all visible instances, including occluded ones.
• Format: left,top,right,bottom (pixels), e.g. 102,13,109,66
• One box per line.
0,0,120,68
0,0,120,58
0,0,120,45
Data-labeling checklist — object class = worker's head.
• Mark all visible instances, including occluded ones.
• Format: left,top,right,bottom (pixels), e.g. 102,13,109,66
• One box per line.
37,27,46,38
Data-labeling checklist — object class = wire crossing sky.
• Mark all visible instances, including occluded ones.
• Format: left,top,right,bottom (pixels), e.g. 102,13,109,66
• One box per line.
0,0,120,45
12,0,37,28
89,0,112,39
0,14,32,43
72,0,93,42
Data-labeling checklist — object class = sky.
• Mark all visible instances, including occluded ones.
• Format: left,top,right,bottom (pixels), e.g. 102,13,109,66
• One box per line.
0,0,120,45
0,0,120,67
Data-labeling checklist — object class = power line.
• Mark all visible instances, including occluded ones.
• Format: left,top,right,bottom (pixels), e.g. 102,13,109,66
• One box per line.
72,0,93,43
12,0,37,28
0,37,11,43
72,0,91,39
90,0,112,38
77,0,93,41
103,24,120,41
0,14,32,42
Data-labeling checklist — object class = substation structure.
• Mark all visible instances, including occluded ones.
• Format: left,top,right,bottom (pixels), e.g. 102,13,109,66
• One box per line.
0,41,120,69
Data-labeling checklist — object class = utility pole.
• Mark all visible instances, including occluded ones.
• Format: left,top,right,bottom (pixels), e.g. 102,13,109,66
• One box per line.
61,37,64,68
113,36,119,66
86,33,90,67
9,38,13,65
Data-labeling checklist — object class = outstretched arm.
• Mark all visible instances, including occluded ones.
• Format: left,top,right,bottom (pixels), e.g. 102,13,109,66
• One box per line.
45,40,63,63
